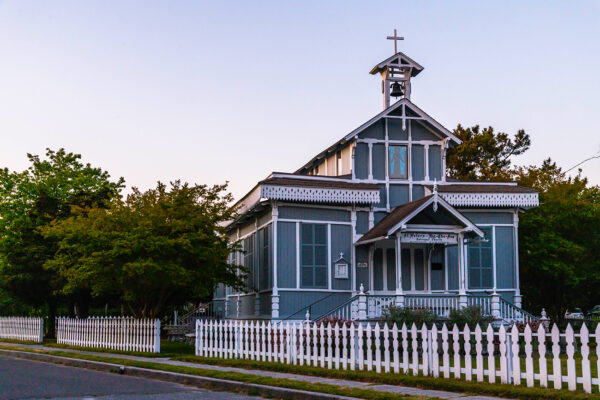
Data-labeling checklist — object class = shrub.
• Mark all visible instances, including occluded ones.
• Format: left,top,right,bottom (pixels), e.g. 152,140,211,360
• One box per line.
448,306,493,330
316,316,355,328
382,306,437,328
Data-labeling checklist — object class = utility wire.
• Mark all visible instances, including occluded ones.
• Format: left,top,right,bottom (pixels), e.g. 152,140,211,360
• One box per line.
564,150,600,173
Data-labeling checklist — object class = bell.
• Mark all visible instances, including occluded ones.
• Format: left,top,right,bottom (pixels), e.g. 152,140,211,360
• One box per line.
390,81,403,98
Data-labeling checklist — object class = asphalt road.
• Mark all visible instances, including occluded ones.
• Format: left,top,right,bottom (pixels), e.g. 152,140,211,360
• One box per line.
0,356,263,400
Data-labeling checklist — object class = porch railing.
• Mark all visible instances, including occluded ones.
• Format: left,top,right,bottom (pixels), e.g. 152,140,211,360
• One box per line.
405,294,459,317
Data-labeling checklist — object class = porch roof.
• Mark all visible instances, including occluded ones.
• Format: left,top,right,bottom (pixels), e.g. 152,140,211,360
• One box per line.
356,194,484,244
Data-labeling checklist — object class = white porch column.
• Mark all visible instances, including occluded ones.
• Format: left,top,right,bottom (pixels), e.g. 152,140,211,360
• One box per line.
271,203,280,319
395,235,405,307
512,212,522,308
458,233,468,309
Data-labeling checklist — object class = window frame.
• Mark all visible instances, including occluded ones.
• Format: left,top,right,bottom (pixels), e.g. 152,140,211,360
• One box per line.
467,227,494,289
300,223,328,289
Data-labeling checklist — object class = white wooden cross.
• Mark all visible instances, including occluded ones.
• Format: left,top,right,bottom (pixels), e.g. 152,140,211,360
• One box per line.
386,29,404,54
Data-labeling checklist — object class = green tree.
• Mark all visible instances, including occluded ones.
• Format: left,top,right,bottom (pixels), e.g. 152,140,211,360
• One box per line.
0,149,124,329
515,161,600,321
44,181,246,318
447,125,531,181
448,124,600,321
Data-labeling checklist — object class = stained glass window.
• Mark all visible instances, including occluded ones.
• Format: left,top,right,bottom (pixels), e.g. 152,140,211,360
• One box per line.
388,145,408,179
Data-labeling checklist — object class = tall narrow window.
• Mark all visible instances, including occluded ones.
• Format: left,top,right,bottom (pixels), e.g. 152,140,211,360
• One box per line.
388,145,408,179
301,224,328,288
243,234,255,290
336,152,343,175
259,226,270,290
468,227,493,289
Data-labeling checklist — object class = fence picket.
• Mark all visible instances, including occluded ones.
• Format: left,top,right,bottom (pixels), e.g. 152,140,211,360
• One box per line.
486,324,495,384
411,323,418,376
54,317,159,353
401,323,409,373
366,323,373,371
537,324,547,388
357,324,364,370
383,324,390,373
464,325,472,381
580,324,591,393
374,323,381,373
474,324,483,382
452,324,460,379
431,324,439,378
441,324,449,378
392,323,400,373
565,324,576,391
551,324,562,389
0,317,44,343
511,324,521,386
524,324,534,387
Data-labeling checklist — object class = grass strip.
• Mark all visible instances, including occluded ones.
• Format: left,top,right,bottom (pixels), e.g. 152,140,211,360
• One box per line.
0,344,425,400
42,340,194,358
173,355,600,400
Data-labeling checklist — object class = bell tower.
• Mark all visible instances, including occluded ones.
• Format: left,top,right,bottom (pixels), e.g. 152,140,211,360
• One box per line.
370,30,424,110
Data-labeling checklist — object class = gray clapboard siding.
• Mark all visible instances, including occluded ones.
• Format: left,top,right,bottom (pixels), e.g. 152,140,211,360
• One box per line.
386,249,396,291
461,211,514,225
388,118,408,140
373,248,383,291
412,184,425,200
446,246,459,291
277,221,297,288
355,143,369,179
355,245,370,290
495,226,515,289
356,211,369,234
428,145,442,181
412,145,425,181
278,291,352,319
412,121,439,141
372,144,386,180
389,184,409,207
331,224,352,290
279,206,350,222
257,209,272,227
358,119,385,140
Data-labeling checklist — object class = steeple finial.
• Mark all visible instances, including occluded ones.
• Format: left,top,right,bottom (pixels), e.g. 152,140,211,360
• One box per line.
386,29,404,54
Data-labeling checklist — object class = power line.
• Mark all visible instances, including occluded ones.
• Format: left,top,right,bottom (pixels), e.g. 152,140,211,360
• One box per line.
564,150,600,173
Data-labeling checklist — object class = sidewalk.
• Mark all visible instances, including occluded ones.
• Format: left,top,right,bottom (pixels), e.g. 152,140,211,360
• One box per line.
0,341,510,400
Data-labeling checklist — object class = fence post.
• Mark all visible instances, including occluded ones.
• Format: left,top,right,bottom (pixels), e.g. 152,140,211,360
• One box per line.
154,319,161,353
357,284,367,321
490,291,500,319
539,308,550,330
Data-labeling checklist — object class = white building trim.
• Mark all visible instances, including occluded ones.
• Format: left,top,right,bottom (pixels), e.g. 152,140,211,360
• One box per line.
440,192,539,208
260,185,380,204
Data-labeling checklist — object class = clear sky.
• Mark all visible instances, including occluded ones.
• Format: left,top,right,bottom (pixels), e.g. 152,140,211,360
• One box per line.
0,1,598,200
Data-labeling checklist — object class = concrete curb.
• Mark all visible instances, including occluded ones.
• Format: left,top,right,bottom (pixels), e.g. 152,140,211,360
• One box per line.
0,348,359,400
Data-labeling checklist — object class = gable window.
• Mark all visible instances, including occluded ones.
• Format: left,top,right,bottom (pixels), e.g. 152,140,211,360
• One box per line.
468,227,493,289
388,145,408,179
336,152,342,175
301,223,328,288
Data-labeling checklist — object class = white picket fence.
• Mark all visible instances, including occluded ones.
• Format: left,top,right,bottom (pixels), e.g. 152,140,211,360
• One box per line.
57,317,161,353
196,319,600,394
0,317,44,342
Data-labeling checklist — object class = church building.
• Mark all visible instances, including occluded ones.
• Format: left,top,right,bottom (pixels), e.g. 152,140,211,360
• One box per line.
214,34,539,323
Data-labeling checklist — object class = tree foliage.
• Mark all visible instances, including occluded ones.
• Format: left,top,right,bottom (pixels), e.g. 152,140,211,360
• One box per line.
447,125,531,181
0,149,124,322
43,181,246,318
448,126,600,321
514,161,600,320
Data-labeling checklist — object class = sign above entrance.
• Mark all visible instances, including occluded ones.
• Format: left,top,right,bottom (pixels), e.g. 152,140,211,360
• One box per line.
400,232,457,244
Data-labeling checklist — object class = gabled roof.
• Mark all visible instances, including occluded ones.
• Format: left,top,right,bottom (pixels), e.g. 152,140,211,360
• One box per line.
357,194,484,244
295,98,461,174
369,52,424,76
